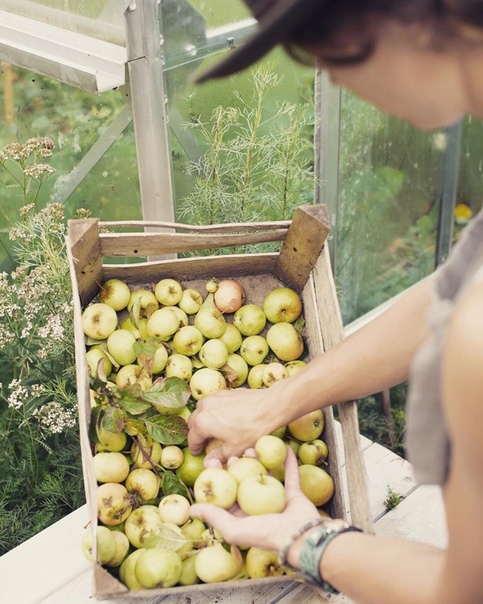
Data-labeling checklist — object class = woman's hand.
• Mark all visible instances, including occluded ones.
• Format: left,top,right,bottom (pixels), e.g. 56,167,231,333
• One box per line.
189,446,320,554
187,386,285,462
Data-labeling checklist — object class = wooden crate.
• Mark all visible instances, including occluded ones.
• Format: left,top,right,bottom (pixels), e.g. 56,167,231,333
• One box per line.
67,205,372,600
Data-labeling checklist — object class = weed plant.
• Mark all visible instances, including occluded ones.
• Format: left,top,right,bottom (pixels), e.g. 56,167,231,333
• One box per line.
0,140,85,555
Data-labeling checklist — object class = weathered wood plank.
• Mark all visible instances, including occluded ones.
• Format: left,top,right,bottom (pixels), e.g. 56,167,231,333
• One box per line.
100,219,291,234
67,219,104,306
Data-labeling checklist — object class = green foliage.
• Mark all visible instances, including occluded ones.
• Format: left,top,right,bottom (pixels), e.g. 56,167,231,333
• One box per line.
383,485,403,511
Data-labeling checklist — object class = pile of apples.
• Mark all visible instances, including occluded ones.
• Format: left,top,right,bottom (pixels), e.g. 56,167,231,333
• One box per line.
81,276,335,590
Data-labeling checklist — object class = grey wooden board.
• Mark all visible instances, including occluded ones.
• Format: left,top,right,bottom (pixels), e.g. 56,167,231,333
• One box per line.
0,437,446,604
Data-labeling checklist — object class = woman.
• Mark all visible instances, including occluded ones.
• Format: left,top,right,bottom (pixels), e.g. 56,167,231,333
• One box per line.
188,1,483,601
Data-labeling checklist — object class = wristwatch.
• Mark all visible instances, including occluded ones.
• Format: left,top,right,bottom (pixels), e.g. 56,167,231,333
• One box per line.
298,518,362,593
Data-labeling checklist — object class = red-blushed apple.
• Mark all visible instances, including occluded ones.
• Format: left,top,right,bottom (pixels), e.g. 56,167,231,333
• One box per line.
146,307,180,340
194,307,227,339
105,530,130,567
246,546,285,578
154,278,183,306
81,525,116,565
124,504,164,549
172,325,204,356
288,409,325,441
254,435,287,469
263,287,302,323
233,304,266,336
266,322,304,361
159,494,191,525
299,464,335,506
82,303,118,340
160,445,184,469
262,362,288,387
199,338,229,369
225,352,249,387
93,451,130,483
217,322,243,353
297,439,329,465
125,468,160,503
134,547,183,589
99,278,131,311
240,335,269,366
176,448,206,486
227,456,268,484
193,467,238,509
195,543,243,583
189,367,226,400
97,482,132,526
213,279,246,313
237,474,286,515
107,328,137,366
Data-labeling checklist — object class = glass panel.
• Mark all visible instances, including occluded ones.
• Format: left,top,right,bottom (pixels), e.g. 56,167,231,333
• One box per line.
335,91,444,324
0,0,125,45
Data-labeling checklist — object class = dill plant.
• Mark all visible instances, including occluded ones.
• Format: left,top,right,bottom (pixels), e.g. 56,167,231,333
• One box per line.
177,64,315,253
0,140,85,554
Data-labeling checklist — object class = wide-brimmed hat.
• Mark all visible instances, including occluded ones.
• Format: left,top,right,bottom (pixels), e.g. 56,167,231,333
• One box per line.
194,0,326,83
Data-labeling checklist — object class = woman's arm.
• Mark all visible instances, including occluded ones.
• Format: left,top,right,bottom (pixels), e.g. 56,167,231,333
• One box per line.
188,275,434,461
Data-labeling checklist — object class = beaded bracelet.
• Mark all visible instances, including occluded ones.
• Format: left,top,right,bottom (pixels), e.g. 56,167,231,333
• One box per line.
278,517,326,570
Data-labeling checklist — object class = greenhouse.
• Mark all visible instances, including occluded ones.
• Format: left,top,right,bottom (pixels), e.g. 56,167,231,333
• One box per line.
0,1,481,602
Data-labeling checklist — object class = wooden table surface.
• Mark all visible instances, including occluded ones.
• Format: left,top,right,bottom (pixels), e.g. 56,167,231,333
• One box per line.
0,429,447,604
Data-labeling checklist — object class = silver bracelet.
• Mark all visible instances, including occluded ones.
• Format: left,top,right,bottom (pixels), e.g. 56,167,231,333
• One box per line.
278,517,326,570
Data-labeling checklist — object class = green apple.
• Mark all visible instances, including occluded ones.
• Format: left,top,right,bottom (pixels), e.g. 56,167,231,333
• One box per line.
176,448,206,486
147,307,180,340
135,547,182,589
178,554,199,585
179,288,203,314
86,346,112,379
195,543,243,583
154,278,183,305
246,546,285,578
194,307,226,339
99,278,131,311
227,456,268,484
298,439,329,465
138,342,169,375
263,287,302,323
125,468,160,503
172,325,204,356
217,322,243,353
96,426,127,452
93,451,130,483
119,549,144,591
189,367,226,400
233,304,266,336
240,335,269,366
193,467,238,509
285,359,307,375
82,303,118,340
107,328,137,366
199,338,229,369
225,353,249,387
254,435,287,470
237,474,286,515
105,530,130,567
266,322,304,361
81,525,116,565
271,425,287,439
158,493,191,525
288,409,325,441
181,518,206,548
124,504,164,549
247,364,266,389
97,482,132,526
130,438,162,469
298,464,334,506
127,288,159,315
115,364,152,392
160,445,184,469
165,353,193,382
262,362,288,387
169,305,189,327
121,316,142,339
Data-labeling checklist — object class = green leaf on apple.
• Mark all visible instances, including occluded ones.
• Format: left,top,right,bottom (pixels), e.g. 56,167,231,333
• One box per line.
118,396,152,415
101,406,125,433
89,404,104,444
162,470,191,501
293,315,305,334
145,414,188,445
142,523,189,551
123,418,145,436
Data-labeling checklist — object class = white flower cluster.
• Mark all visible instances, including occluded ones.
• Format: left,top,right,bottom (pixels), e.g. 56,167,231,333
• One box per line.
0,138,54,163
33,401,77,434
7,379,29,410
23,164,55,179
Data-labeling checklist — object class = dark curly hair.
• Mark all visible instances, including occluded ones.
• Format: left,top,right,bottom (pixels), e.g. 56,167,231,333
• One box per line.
284,0,483,65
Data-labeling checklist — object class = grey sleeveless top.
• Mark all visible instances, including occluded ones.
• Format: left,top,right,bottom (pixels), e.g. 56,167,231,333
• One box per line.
405,209,483,485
